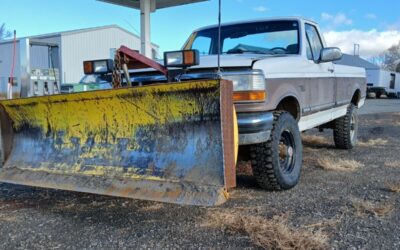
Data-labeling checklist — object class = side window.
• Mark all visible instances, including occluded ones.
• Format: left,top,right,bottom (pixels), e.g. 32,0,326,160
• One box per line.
191,36,212,55
305,38,313,60
305,24,323,61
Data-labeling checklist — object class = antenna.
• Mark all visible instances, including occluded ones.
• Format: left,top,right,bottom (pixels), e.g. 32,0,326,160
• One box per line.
217,0,222,77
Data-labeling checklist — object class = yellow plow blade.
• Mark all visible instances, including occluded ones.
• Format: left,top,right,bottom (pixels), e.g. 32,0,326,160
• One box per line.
0,80,236,206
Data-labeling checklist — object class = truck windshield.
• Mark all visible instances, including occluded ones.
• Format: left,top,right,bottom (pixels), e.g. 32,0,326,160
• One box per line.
186,21,300,55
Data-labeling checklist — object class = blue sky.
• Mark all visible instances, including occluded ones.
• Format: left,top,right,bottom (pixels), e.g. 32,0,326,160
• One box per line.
1,0,400,57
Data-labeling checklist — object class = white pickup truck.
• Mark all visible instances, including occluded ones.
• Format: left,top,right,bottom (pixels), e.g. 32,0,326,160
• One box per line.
100,17,367,191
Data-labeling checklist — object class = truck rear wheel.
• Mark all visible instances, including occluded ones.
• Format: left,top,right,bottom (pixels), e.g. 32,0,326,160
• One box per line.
334,104,358,149
250,112,303,191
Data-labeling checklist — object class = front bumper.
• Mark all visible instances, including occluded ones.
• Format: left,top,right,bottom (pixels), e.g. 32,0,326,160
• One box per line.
237,112,274,145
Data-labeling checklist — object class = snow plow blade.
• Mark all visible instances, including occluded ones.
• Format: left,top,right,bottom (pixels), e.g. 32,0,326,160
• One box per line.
0,80,236,206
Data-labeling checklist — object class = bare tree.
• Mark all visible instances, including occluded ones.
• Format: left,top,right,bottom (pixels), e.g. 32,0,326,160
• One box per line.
0,23,12,41
381,42,400,72
395,59,400,72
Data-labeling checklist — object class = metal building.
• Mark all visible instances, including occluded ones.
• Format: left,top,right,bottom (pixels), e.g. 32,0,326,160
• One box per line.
0,25,159,87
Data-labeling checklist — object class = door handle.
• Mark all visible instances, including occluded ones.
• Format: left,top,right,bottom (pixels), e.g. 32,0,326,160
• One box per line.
328,68,335,73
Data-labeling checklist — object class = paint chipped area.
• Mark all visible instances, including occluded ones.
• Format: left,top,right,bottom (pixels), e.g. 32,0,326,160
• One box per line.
1,81,221,146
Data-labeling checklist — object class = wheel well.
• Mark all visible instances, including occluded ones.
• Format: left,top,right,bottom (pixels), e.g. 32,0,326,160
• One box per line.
351,90,361,106
276,96,300,120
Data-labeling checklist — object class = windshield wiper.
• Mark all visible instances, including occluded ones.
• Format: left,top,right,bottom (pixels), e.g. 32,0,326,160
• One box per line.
226,48,272,55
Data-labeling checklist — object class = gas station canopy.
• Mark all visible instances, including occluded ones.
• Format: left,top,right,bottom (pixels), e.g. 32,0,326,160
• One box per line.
98,0,209,58
99,0,207,10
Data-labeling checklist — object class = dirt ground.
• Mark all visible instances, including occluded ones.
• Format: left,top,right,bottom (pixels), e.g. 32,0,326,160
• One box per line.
0,101,399,249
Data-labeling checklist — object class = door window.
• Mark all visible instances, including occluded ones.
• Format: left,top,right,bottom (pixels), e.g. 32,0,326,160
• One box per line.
305,37,313,60
191,36,212,55
305,24,323,61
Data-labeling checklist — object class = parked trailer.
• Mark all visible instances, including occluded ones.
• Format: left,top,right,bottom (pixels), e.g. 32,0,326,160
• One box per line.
386,72,400,98
367,69,400,98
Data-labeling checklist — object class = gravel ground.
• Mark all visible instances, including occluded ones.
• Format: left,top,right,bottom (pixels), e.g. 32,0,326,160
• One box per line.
359,98,400,115
0,100,399,249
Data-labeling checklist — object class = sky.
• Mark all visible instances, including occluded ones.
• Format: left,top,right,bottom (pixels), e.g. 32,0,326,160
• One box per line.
1,0,400,58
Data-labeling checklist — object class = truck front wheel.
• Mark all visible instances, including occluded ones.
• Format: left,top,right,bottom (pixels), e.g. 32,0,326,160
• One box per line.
334,104,358,149
250,112,303,191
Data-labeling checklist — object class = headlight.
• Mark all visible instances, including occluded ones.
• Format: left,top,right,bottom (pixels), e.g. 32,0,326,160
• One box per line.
83,59,114,75
223,71,265,91
165,52,184,66
222,70,266,102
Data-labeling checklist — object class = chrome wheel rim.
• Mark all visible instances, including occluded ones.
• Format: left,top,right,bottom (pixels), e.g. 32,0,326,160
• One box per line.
350,113,356,141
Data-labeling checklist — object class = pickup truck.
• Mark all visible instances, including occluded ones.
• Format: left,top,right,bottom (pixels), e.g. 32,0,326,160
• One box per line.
95,17,367,191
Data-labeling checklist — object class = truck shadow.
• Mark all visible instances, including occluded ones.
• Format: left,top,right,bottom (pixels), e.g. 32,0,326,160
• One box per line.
0,175,263,227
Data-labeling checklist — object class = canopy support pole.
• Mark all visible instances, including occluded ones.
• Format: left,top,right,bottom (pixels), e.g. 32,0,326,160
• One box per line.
140,0,155,58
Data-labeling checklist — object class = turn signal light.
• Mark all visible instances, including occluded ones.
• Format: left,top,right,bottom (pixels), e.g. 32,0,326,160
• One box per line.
233,91,266,102
83,61,93,75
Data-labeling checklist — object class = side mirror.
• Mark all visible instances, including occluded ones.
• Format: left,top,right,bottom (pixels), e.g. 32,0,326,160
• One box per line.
319,47,343,63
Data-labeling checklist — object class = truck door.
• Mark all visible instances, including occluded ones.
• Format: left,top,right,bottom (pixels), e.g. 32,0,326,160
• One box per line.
304,24,336,114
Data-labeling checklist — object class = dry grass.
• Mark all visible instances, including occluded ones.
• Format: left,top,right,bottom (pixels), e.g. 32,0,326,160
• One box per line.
303,156,316,166
138,203,164,212
386,182,400,193
358,138,388,147
0,214,17,222
352,199,395,218
203,211,328,250
316,157,363,172
302,135,330,146
236,161,253,176
384,161,400,168
302,214,344,231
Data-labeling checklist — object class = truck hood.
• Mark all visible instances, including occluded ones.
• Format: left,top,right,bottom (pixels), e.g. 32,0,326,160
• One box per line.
150,54,267,69
132,54,270,75
186,54,267,69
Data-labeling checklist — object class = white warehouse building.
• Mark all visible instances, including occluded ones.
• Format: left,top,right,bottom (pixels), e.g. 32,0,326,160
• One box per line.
0,25,159,88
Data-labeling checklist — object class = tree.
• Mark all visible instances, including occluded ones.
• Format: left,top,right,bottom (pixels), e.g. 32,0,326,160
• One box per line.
0,23,11,41
381,41,400,72
395,59,400,72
